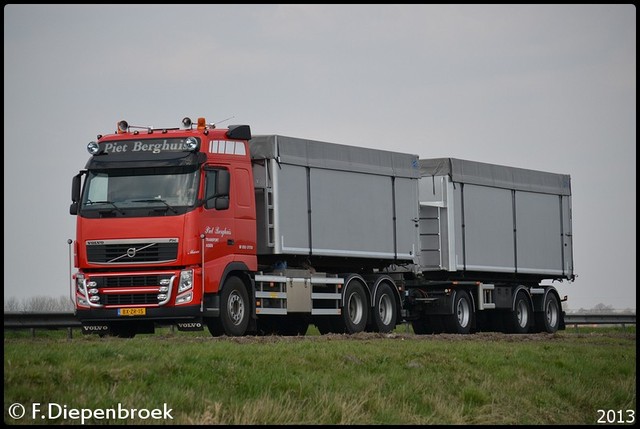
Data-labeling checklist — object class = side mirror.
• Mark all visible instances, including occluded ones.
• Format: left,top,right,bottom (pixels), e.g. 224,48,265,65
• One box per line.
70,172,84,215
204,196,229,210
214,197,229,210
71,174,82,203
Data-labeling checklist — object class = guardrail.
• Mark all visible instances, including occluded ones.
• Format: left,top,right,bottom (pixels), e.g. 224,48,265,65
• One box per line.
4,311,81,328
4,311,81,339
4,311,636,338
563,314,636,328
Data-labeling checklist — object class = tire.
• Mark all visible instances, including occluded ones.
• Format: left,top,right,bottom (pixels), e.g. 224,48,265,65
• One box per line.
207,276,250,337
505,290,533,334
446,290,473,334
371,283,398,333
535,293,561,333
340,280,369,334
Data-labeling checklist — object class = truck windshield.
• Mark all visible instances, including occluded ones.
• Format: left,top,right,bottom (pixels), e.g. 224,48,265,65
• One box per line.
80,166,199,212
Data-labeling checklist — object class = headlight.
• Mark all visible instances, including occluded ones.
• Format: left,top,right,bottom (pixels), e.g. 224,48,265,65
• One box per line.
179,269,193,293
76,273,86,294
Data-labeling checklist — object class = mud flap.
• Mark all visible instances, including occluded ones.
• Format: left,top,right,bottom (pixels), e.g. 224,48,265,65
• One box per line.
176,319,204,331
81,323,110,335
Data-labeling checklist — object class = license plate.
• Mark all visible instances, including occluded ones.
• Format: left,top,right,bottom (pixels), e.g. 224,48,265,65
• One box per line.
118,308,146,316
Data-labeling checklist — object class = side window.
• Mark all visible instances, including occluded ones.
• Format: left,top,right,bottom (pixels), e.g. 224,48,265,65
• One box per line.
204,170,217,201
204,167,230,210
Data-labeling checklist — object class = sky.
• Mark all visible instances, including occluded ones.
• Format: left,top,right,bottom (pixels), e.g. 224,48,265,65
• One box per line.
3,4,636,311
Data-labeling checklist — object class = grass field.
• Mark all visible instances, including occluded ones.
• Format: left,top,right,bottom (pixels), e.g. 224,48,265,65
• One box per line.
3,327,636,425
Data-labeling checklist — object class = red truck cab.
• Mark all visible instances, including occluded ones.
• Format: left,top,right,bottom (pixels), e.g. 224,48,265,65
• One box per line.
70,118,256,337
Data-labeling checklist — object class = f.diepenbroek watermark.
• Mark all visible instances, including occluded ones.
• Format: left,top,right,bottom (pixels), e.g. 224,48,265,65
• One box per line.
7,402,173,424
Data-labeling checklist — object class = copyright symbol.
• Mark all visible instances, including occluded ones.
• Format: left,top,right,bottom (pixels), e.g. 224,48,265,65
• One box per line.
8,403,26,419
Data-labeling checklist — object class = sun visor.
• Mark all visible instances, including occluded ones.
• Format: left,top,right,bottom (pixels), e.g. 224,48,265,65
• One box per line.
86,151,206,169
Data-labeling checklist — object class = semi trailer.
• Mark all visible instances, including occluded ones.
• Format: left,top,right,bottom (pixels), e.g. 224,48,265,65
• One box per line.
69,117,574,338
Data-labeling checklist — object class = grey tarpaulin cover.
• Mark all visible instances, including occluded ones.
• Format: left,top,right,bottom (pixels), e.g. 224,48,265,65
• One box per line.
420,158,571,196
250,135,421,179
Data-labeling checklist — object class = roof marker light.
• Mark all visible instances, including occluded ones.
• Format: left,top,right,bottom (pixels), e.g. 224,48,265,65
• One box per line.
197,117,206,130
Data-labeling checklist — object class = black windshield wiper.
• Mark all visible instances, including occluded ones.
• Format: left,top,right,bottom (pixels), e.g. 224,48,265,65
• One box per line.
86,200,124,214
131,199,178,213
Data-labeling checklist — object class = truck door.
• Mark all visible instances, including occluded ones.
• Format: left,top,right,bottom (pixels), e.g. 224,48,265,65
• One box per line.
200,165,234,292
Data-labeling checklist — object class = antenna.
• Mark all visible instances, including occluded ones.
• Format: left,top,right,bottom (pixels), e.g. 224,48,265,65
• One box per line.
211,116,235,127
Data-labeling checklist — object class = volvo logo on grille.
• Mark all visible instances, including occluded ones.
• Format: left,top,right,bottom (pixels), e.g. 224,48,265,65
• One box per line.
127,248,137,257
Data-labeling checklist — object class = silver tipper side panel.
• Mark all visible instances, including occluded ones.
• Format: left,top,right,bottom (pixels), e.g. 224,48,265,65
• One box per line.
417,158,574,279
250,135,421,262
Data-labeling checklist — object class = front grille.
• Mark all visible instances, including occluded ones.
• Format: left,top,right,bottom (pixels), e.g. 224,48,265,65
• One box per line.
86,239,178,264
96,275,167,288
104,294,159,306
89,273,174,306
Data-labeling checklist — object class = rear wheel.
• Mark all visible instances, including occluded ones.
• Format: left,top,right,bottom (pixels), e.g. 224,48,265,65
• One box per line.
446,290,473,334
340,280,368,334
505,290,533,334
535,293,561,333
370,283,398,333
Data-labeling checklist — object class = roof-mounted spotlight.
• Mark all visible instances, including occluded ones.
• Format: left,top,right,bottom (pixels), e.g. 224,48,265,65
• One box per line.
117,120,129,134
87,141,102,155
182,117,193,129
184,137,200,151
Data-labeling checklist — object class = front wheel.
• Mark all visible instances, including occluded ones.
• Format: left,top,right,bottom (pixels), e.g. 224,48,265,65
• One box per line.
207,276,250,337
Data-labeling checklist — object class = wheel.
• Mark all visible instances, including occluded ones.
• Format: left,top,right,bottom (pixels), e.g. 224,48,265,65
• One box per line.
340,280,369,334
371,283,398,333
207,276,250,337
535,293,561,333
446,290,473,334
505,290,533,334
